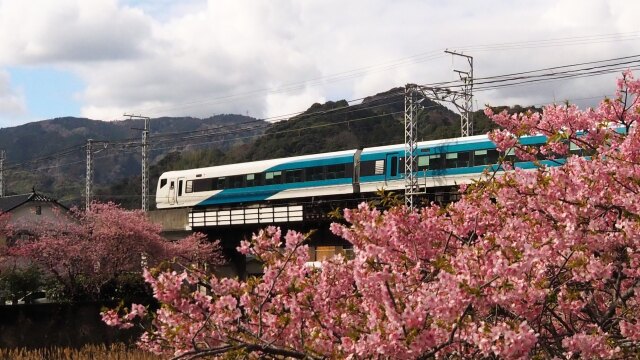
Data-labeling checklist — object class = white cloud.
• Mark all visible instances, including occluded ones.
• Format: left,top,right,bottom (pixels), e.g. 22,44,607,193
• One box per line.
0,69,27,117
265,87,326,121
0,0,151,65
1,0,640,122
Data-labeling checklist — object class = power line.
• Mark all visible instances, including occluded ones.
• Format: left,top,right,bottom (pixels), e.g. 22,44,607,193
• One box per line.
454,31,640,53
421,54,640,89
8,53,635,172
121,31,640,117
4,53,639,199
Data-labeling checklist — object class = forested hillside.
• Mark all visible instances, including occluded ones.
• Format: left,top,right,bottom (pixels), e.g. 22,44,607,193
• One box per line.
99,89,517,209
1,86,539,209
1,114,263,205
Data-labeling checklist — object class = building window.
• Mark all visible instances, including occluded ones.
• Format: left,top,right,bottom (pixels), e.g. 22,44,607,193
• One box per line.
35,206,42,215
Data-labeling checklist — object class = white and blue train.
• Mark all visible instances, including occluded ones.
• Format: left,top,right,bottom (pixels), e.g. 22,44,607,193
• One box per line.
155,133,566,210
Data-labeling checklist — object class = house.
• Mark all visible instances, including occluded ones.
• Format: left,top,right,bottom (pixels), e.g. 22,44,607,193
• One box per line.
0,190,71,246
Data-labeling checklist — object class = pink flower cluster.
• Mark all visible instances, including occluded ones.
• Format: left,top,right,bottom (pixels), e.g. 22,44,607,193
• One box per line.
105,73,640,359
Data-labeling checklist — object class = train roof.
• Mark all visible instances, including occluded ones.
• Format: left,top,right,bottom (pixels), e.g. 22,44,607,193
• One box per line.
159,134,500,179
361,134,491,154
159,149,357,178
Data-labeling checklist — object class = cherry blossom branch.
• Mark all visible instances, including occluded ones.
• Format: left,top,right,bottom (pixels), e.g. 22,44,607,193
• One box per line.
416,303,473,360
171,343,318,360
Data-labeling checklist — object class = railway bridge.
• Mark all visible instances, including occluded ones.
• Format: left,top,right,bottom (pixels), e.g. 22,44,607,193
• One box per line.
146,186,460,277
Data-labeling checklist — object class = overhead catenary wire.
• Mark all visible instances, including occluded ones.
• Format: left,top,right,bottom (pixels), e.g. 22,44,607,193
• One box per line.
11,52,634,169
473,66,640,93
453,31,640,53
419,55,640,90
4,52,640,199
123,31,640,117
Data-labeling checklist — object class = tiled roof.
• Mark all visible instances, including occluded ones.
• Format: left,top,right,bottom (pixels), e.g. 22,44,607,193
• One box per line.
0,192,64,212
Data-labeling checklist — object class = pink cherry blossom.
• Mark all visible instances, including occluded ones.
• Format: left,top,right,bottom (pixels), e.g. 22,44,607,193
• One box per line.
106,73,640,359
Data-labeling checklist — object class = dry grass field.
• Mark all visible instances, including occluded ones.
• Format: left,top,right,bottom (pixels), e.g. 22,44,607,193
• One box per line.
0,344,162,359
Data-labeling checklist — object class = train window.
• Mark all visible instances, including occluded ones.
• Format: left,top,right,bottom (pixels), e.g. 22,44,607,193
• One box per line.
285,169,304,183
445,153,458,168
185,180,193,193
178,181,183,196
215,177,226,190
428,154,444,170
307,166,325,181
229,175,244,188
361,160,385,176
245,174,257,187
326,164,346,179
417,156,429,170
265,171,282,185
569,142,581,156
473,149,499,165
457,151,471,167
193,178,214,192
505,148,516,162
159,179,167,188
374,160,384,174
360,161,374,176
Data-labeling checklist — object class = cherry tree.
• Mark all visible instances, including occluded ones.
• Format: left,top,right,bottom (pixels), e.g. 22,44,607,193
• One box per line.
8,202,223,300
105,73,640,359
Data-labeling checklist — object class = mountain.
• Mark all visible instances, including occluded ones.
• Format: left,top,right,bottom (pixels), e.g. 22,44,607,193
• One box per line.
1,86,533,209
219,88,507,163
0,115,265,205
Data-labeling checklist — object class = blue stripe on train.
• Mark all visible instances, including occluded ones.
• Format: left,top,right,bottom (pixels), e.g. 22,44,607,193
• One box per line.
265,155,354,171
196,177,352,206
360,136,548,160
197,160,565,206
359,159,566,185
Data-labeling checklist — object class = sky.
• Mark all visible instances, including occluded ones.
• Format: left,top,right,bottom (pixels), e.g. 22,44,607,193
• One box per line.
0,0,639,128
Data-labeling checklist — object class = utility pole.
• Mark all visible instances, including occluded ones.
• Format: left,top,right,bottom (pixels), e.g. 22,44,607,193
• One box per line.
125,114,151,212
0,149,5,197
445,50,474,137
402,50,474,210
404,85,420,209
86,139,93,211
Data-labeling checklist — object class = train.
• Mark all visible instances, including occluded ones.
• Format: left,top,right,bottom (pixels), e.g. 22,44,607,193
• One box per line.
155,132,572,210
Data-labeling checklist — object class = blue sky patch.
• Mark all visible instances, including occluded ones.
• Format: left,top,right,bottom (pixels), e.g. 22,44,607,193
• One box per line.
8,67,83,123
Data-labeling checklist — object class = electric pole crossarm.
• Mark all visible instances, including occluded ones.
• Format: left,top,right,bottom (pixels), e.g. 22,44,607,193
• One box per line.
445,49,474,137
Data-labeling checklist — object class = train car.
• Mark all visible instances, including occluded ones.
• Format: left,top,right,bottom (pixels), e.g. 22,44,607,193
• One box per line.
357,134,499,194
156,133,559,210
156,149,358,209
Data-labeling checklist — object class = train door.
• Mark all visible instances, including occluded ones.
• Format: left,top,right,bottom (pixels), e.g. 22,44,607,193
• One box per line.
176,177,185,205
168,179,176,205
386,154,398,184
